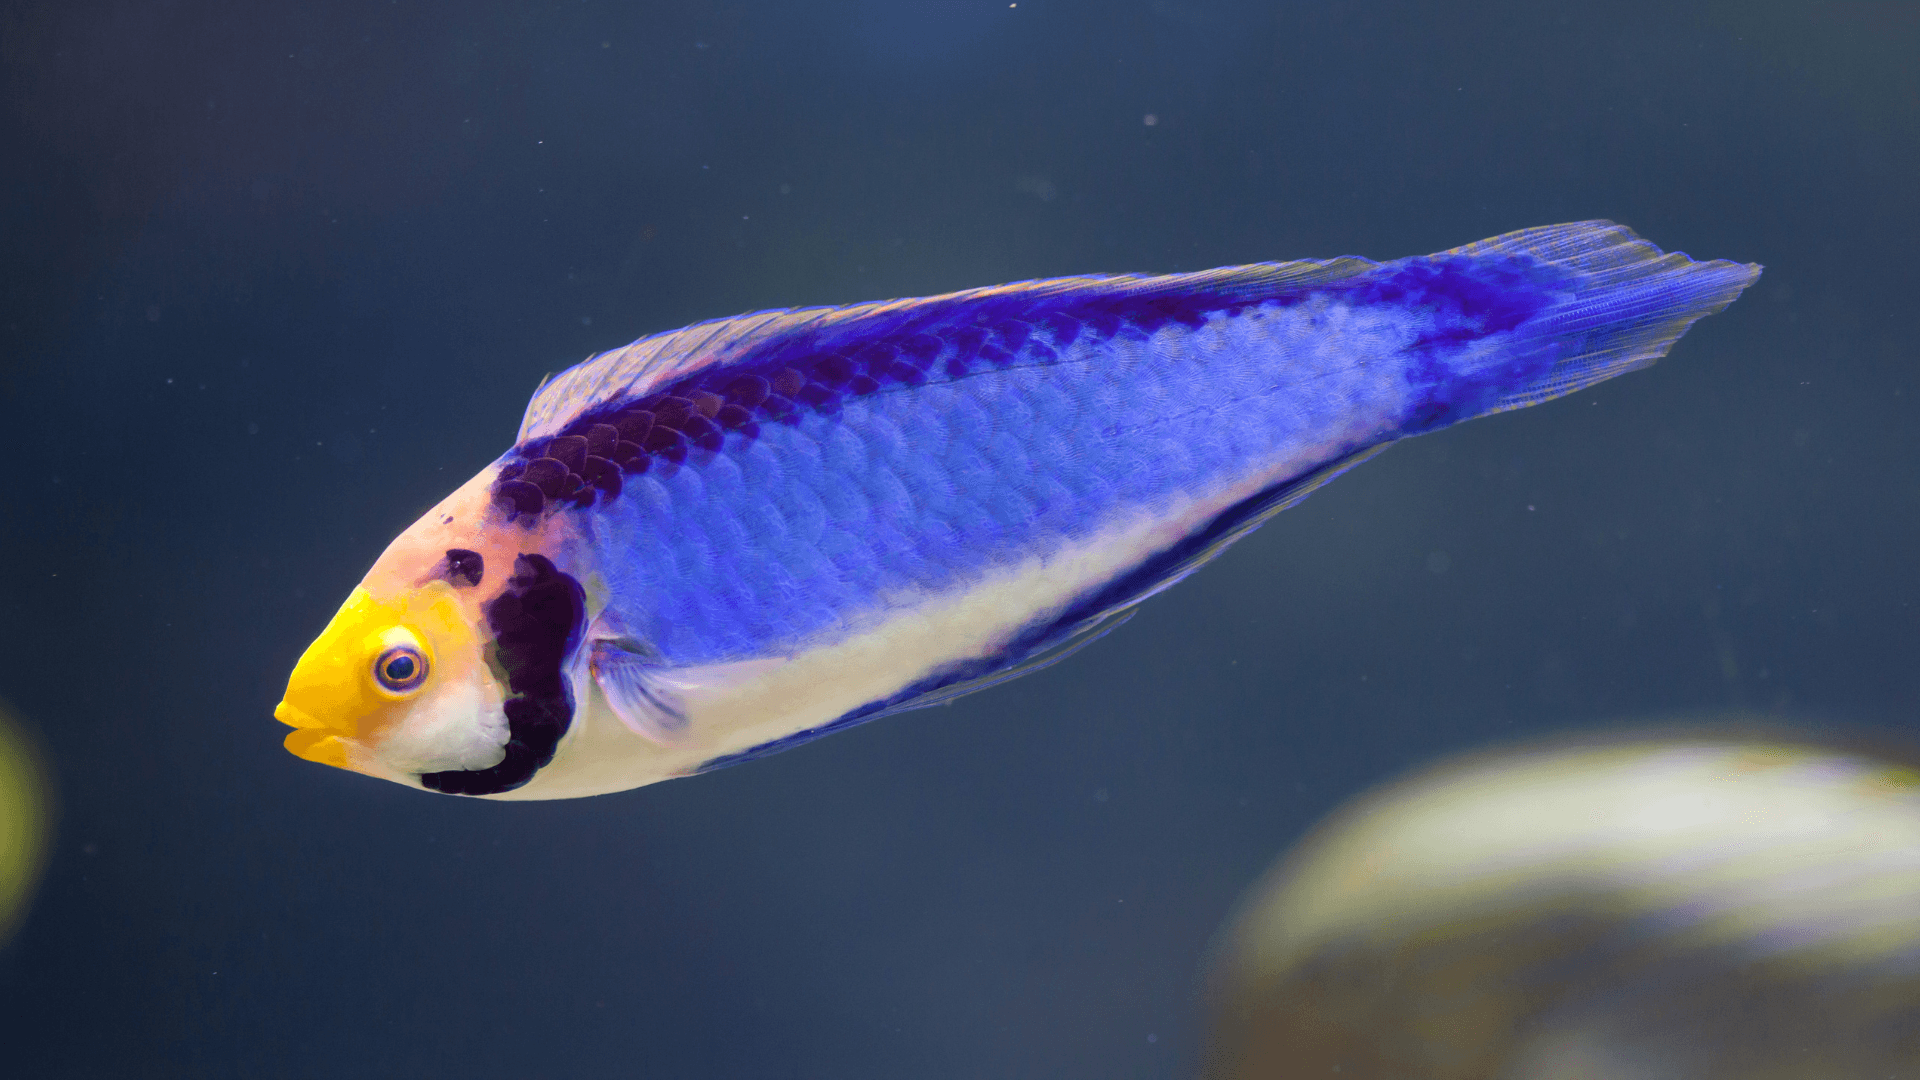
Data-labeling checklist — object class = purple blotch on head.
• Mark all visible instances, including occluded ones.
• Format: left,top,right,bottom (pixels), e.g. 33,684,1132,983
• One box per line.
437,548,485,588
422,554,582,796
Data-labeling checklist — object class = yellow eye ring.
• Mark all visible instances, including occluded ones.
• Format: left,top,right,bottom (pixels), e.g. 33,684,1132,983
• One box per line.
373,645,429,694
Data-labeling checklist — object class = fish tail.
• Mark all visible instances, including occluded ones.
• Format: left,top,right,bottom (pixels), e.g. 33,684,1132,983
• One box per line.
1452,220,1762,414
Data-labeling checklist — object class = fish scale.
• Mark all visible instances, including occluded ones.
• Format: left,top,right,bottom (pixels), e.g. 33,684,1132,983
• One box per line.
568,298,1472,667
275,221,1762,799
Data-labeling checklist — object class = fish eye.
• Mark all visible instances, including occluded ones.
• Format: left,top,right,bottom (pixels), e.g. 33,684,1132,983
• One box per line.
374,645,429,693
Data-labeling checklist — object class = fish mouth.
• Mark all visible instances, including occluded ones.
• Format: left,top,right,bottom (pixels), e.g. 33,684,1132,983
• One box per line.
275,700,362,770
274,700,326,730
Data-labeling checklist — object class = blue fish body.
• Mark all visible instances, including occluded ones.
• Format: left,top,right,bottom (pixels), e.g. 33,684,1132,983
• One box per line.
277,221,1757,799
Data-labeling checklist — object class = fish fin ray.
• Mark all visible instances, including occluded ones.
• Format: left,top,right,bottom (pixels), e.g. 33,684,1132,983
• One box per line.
1446,221,1762,414
590,641,689,745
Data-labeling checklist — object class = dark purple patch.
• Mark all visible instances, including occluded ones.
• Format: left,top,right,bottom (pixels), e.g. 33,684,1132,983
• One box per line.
544,436,588,473
1045,313,1082,347
614,410,654,443
679,413,724,453
643,425,689,463
899,334,942,363
490,251,1565,525
794,381,837,409
724,374,770,409
522,458,571,497
813,353,856,388
584,423,620,457
493,480,544,517
1081,307,1120,340
611,439,647,467
580,455,622,497
652,396,696,427
761,394,797,422
436,548,485,588
851,341,897,374
422,554,583,796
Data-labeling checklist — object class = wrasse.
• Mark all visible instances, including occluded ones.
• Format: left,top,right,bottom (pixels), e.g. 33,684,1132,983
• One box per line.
274,221,1758,799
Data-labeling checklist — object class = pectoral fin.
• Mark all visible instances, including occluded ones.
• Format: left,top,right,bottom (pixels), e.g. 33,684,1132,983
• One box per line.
590,641,690,745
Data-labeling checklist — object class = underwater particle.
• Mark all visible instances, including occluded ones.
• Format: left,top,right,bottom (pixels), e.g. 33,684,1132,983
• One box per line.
1201,726,1920,1079
0,698,53,944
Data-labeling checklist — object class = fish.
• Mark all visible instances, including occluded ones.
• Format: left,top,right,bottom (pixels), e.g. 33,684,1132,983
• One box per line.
273,221,1759,800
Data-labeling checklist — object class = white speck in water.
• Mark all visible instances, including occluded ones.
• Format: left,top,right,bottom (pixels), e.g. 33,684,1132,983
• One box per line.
1143,113,1158,126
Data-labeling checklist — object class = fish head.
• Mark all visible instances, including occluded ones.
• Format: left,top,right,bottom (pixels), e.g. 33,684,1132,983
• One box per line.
274,470,522,788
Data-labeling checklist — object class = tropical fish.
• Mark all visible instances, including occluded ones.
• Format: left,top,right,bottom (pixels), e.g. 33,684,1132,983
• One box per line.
274,221,1759,800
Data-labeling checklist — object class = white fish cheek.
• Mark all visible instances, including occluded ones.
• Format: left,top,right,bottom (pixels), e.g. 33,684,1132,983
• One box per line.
384,674,508,775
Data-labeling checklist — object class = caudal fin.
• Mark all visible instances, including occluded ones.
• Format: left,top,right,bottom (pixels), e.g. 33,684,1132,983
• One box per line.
1450,221,1762,413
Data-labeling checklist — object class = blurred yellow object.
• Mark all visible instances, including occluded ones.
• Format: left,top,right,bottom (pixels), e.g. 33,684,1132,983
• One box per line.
0,698,52,944
1202,728,1920,1079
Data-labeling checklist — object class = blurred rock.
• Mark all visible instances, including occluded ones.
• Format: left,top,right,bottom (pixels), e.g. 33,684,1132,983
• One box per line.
1202,726,1920,1079
0,699,52,945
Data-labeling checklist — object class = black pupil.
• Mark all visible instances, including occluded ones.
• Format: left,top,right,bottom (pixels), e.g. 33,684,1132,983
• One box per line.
385,654,417,681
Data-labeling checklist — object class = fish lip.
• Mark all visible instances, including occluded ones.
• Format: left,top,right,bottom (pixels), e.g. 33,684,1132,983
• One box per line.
274,700,325,730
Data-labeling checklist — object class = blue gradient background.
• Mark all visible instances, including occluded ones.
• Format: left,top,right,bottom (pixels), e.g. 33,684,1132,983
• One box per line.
0,2,1913,1076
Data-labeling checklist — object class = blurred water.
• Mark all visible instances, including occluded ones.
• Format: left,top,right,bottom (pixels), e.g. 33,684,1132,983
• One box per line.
1,2,1915,1076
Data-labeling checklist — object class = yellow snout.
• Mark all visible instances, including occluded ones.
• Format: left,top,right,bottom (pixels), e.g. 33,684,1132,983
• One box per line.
276,582,473,776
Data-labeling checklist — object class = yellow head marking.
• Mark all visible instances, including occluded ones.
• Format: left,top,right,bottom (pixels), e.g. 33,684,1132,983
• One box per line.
275,581,477,775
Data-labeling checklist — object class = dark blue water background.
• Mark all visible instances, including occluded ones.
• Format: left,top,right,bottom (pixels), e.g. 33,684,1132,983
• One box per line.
2,2,1914,1075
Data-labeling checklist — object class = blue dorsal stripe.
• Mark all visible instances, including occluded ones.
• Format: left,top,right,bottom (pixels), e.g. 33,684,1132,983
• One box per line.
486,249,1566,523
